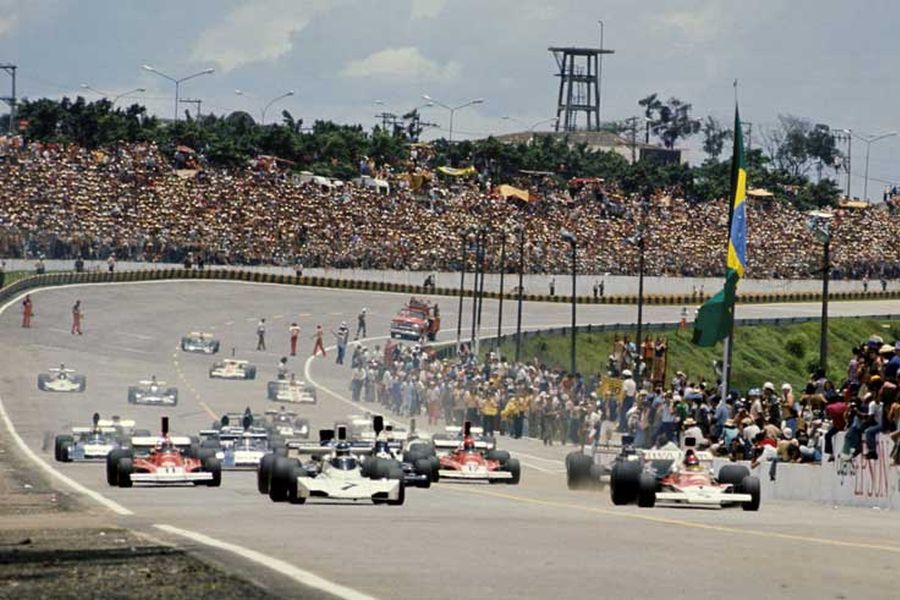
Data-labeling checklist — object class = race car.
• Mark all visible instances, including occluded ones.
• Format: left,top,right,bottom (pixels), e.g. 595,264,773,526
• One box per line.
260,427,405,505
565,435,641,490
389,297,440,341
266,377,316,403
432,423,495,452
264,407,310,440
435,422,520,484
357,416,436,488
609,444,760,510
127,377,178,406
53,413,139,462
199,426,278,470
106,417,220,487
180,331,220,354
209,358,257,380
37,365,86,392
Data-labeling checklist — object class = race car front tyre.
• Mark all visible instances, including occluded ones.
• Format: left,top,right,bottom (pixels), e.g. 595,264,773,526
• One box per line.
258,453,276,495
211,341,220,354
106,449,128,486
387,482,405,506
610,461,641,505
117,458,134,488
504,458,521,484
429,456,440,482
269,456,293,502
413,459,433,488
636,472,656,508
54,435,73,462
245,366,257,380
741,476,761,511
718,464,751,487
287,467,307,504
485,450,510,463
167,389,178,406
566,452,593,490
202,456,222,487
266,381,279,400
37,374,49,391
73,375,87,392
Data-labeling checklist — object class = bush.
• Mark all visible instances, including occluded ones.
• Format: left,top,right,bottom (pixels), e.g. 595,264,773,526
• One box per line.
785,336,806,359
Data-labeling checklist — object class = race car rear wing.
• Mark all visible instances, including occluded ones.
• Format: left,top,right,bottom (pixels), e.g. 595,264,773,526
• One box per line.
72,426,119,434
433,437,493,451
97,419,135,429
265,409,298,417
131,435,193,447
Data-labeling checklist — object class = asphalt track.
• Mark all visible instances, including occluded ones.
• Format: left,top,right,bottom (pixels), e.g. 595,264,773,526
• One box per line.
1,280,898,599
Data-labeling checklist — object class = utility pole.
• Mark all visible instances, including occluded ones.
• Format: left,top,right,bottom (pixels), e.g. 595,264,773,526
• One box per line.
1,63,17,135
179,98,202,119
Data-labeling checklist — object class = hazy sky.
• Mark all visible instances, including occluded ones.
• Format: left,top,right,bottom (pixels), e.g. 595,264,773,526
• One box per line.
1,0,898,198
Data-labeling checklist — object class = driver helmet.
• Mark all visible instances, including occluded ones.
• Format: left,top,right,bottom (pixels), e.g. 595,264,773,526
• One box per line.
462,436,476,452
335,441,352,457
683,449,702,472
374,440,391,456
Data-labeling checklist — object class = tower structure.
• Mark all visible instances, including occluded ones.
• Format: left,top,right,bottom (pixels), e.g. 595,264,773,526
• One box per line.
548,47,613,132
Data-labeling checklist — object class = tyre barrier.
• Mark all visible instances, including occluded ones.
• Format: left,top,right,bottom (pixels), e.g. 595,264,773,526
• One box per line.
3,267,900,308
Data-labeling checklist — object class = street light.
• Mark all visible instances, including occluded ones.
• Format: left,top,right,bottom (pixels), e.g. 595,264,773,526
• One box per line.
456,230,472,354
515,225,526,362
422,94,484,142
262,90,295,125
561,229,577,375
81,83,147,106
852,131,897,201
807,210,834,374
630,198,650,385
143,65,214,121
495,229,508,355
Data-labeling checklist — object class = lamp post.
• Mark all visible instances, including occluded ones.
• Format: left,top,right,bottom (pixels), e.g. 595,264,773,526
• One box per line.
515,225,526,362
853,131,897,201
807,211,834,373
143,65,214,121
561,230,577,375
422,95,483,142
632,198,650,386
81,84,147,106
475,229,488,357
470,229,483,350
836,128,852,199
456,231,470,353
495,230,507,354
235,89,296,125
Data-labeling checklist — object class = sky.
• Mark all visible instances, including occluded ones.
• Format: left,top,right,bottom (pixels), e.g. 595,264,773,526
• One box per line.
1,0,898,199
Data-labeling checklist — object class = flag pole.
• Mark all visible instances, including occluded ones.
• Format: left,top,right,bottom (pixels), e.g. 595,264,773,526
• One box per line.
722,80,740,400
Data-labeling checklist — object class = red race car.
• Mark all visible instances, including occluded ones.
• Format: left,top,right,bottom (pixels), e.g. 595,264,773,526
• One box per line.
437,422,520,484
106,417,221,488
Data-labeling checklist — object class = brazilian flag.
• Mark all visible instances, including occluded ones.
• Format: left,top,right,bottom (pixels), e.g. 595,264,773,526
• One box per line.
693,105,747,347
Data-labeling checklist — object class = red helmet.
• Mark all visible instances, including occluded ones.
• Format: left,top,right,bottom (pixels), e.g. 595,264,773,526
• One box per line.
683,450,701,470
463,436,476,451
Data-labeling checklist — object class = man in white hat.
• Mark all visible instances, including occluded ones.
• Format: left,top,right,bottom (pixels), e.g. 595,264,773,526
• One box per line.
620,369,636,432
332,321,349,365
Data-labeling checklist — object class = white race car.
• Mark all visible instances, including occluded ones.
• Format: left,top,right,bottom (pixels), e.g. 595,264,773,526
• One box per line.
181,331,220,354
209,359,257,380
54,414,140,462
128,378,178,406
264,408,310,440
266,379,316,403
38,365,86,392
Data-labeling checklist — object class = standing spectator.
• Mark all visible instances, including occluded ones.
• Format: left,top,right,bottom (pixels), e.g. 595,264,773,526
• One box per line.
333,321,349,365
619,369,636,432
863,276,869,292
311,324,326,357
277,357,288,380
288,322,300,356
107,254,116,273
880,278,887,292
21,294,33,328
355,308,367,340
294,261,303,278
71,300,83,335
599,279,605,297
256,318,267,351
549,277,556,297
74,257,84,273
592,281,599,299
864,380,884,459
35,257,46,274
481,393,498,435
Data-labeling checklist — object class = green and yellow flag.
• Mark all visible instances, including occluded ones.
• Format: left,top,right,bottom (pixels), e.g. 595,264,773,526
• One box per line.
693,105,747,347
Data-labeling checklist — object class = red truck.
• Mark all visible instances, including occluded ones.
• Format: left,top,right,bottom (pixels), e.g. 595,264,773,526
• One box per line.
390,298,440,341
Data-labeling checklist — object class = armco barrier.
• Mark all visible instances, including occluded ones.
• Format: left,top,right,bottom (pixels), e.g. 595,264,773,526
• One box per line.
3,267,900,308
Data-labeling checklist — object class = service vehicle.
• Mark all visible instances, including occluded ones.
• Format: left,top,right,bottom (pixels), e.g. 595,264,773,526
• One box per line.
127,377,178,406
389,297,440,341
209,358,257,380
37,365,86,392
180,331,220,354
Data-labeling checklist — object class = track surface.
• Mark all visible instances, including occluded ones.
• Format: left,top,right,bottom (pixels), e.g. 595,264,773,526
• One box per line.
2,281,898,599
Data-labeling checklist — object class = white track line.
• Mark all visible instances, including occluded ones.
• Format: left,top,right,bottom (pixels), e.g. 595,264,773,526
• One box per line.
154,524,378,600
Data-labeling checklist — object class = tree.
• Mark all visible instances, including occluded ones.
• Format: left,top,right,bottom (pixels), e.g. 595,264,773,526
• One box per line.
701,116,732,160
639,94,701,149
764,115,841,179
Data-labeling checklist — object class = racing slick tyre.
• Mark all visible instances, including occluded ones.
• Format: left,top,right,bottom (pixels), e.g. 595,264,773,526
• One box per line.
589,464,606,488
202,455,222,487
413,459,433,488
610,461,641,505
180,337,189,351
740,476,761,511
272,444,289,458
637,472,657,508
106,449,128,486
127,387,137,404
258,453,276,495
269,456,294,502
167,388,179,406
245,366,257,380
287,466,307,504
503,458,522,484
201,439,220,450
429,456,440,482
566,452,593,490
485,450,511,463
117,458,134,488
73,375,86,392
54,435,74,462
211,341,220,354
387,482,406,506
266,381,279,400
718,464,751,487
37,374,49,391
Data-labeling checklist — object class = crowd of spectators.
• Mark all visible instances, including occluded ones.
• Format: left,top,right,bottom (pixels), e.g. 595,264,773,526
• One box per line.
346,333,900,468
3,139,900,280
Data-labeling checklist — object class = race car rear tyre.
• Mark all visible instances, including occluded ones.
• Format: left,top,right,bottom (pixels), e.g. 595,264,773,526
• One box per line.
272,445,288,458
610,461,641,505
287,467,306,504
637,472,656,508
413,459,433,488
387,482,405,506
258,453,276,495
504,458,521,485
718,464,751,487
117,458,134,488
127,387,136,404
54,435,73,462
211,341,220,354
485,450,510,463
245,366,257,380
73,375,86,392
589,463,606,488
566,452,593,490
429,456,440,482
741,476,761,511
269,456,293,502
181,338,189,351
201,439,220,450
266,381,279,400
167,389,179,406
386,465,404,481
37,374,49,391
202,456,222,487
